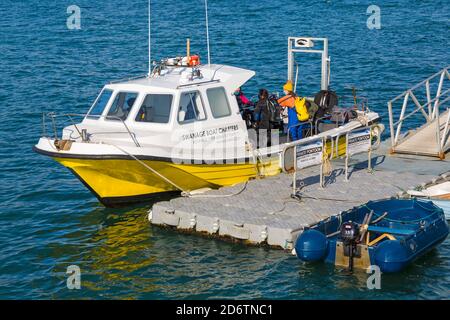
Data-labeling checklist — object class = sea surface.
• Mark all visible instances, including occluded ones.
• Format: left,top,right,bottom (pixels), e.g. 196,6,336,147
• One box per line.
0,0,449,299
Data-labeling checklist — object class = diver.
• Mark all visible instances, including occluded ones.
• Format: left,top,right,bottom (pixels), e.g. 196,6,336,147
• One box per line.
254,88,272,147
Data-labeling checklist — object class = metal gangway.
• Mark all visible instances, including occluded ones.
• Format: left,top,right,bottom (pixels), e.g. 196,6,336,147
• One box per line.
388,66,450,159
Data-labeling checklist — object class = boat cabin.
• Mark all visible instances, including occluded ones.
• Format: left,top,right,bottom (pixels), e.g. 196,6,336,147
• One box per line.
63,64,255,155
56,37,380,162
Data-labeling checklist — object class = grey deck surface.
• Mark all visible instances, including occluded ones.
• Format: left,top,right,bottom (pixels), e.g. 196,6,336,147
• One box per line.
150,141,450,250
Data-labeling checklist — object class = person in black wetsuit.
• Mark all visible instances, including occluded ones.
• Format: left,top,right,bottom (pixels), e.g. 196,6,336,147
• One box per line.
254,88,271,147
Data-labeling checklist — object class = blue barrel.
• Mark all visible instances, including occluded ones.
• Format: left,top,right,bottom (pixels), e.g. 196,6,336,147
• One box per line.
374,240,411,273
295,229,328,261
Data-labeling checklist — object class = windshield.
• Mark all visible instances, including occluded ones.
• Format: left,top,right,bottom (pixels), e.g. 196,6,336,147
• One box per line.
87,89,113,119
106,91,138,121
135,94,173,123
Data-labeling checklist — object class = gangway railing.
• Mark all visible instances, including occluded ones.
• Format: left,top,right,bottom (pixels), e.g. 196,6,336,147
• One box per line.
387,66,450,158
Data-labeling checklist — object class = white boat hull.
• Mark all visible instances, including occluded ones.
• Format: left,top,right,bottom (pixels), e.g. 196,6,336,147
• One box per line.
431,199,450,220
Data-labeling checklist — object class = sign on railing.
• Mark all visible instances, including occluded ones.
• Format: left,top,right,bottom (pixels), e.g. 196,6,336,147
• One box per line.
282,125,378,195
296,139,324,169
347,127,371,155
282,137,326,195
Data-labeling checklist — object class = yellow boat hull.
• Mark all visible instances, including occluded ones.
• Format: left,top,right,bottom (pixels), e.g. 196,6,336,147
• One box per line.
55,156,281,206
45,134,351,206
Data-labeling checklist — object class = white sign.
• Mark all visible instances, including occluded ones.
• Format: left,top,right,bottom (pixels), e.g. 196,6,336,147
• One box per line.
294,38,314,48
296,140,323,169
347,128,371,156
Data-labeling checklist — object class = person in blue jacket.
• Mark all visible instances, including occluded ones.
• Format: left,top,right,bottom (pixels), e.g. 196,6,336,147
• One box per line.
278,80,304,141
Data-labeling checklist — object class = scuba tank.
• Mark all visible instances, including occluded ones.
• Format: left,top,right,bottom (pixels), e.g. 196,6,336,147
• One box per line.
268,94,282,123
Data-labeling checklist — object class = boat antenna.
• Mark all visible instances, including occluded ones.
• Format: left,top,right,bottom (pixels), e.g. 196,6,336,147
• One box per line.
147,0,151,76
204,0,211,66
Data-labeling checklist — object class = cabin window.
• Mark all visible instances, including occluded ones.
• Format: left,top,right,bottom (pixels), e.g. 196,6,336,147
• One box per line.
87,89,113,119
135,94,173,123
207,87,231,118
106,91,138,121
178,91,206,123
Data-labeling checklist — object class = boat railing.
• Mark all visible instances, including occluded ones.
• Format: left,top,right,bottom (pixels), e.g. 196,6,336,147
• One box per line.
42,112,141,147
108,73,149,84
313,115,347,136
387,65,450,156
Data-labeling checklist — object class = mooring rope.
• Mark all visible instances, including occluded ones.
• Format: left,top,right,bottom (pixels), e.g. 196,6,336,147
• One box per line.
111,144,189,194
113,143,253,199
322,145,332,177
294,191,359,203
185,180,249,198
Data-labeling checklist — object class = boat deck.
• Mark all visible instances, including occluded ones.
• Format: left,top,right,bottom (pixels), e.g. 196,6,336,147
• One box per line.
149,141,450,250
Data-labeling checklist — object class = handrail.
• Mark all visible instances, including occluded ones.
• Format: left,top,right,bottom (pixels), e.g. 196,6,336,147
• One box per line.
42,112,141,147
441,107,450,150
283,125,376,189
108,73,149,84
390,66,449,102
387,66,450,156
314,115,346,135
392,89,450,126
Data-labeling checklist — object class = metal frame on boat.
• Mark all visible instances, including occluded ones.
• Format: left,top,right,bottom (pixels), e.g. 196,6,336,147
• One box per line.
287,37,330,91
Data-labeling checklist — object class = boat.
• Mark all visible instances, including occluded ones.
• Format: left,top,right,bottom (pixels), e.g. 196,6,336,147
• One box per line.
33,37,382,206
406,175,450,220
295,198,449,273
33,6,382,207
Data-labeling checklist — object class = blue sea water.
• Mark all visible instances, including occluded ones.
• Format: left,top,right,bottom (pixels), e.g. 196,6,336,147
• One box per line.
0,0,449,299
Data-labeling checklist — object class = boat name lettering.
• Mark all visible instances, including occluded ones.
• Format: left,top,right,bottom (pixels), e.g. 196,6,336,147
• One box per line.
182,125,239,141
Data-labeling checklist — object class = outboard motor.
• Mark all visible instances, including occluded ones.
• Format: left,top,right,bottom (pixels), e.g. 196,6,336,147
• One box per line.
339,221,360,271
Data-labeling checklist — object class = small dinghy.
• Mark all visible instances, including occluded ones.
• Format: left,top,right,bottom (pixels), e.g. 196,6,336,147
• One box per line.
295,199,449,273
407,177,450,220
